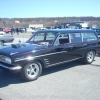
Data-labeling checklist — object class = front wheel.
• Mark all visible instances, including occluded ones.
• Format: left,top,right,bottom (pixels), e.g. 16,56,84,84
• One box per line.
83,50,95,64
21,61,42,81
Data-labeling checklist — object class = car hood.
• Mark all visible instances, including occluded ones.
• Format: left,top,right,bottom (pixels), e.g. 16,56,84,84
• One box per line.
0,43,45,56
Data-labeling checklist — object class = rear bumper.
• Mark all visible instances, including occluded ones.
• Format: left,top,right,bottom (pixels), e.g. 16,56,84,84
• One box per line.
0,63,22,71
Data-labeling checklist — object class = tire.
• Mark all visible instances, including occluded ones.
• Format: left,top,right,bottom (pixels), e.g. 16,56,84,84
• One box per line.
83,50,95,64
0,40,4,46
21,61,42,81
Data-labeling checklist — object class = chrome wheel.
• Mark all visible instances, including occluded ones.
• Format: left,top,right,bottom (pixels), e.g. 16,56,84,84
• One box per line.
87,51,94,62
21,61,42,81
27,63,39,78
83,50,95,64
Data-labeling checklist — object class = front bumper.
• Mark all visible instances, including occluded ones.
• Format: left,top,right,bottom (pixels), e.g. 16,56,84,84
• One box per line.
0,63,22,71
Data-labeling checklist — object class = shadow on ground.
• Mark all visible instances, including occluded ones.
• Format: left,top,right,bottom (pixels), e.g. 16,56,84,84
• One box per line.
0,61,84,88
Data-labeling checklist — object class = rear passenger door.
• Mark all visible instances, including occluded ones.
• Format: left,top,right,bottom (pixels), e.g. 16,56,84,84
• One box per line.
69,32,87,59
69,32,98,60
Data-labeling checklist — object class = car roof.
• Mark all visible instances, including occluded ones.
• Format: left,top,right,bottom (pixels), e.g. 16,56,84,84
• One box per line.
37,29,95,33
93,28,100,30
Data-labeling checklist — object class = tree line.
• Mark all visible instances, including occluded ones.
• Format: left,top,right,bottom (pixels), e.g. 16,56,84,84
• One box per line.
0,17,100,27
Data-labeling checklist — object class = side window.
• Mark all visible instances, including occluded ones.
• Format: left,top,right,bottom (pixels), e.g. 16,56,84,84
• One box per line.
54,33,69,45
96,29,100,32
34,32,45,41
70,33,82,43
46,32,56,40
82,33,97,42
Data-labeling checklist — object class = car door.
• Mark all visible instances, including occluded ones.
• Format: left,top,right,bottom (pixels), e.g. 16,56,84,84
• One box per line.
50,33,74,65
52,32,87,63
69,32,99,60
68,32,87,59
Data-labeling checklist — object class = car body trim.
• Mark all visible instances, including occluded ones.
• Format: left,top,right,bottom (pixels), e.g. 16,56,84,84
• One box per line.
0,63,22,71
14,51,68,62
46,57,83,67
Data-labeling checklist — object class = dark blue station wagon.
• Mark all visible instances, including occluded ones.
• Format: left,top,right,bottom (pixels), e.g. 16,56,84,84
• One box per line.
0,29,100,81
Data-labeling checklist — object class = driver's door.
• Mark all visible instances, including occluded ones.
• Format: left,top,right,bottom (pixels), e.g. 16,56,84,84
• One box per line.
50,33,73,65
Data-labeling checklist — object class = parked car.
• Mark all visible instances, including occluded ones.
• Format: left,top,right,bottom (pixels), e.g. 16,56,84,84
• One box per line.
0,28,6,35
0,29,100,81
26,28,35,33
17,28,25,33
92,28,100,38
3,28,11,33
0,34,14,45
0,31,6,35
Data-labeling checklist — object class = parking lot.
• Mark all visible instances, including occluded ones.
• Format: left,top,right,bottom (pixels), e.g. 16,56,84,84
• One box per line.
0,33,100,100
4,33,32,44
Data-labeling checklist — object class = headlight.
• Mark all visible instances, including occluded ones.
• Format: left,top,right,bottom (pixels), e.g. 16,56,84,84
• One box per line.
5,57,12,64
0,55,12,64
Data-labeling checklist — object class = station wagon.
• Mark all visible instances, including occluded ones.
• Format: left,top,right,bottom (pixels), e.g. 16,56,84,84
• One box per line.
0,29,100,81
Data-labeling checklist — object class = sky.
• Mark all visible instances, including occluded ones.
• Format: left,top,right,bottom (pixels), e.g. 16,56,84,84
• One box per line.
0,0,100,18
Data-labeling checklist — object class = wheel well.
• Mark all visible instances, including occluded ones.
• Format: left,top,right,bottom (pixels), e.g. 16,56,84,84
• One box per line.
87,49,96,55
22,59,45,72
34,59,45,69
23,59,45,68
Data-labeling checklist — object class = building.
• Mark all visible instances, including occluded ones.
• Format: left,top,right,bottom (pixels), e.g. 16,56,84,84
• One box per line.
24,24,43,28
15,20,20,23
80,22,88,28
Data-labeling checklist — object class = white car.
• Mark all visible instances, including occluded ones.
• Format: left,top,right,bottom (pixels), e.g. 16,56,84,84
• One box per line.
0,31,6,35
26,28,35,33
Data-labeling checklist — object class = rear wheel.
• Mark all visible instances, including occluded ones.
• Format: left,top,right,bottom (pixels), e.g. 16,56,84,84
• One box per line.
83,50,95,64
21,61,42,81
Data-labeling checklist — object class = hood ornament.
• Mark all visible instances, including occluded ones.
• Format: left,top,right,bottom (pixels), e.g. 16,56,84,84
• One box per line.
11,39,25,48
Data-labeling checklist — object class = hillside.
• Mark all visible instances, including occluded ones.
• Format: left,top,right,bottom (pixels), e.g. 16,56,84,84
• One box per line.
0,17,100,27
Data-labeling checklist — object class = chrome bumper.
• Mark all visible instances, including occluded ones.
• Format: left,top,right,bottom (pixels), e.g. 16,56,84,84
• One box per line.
0,63,22,71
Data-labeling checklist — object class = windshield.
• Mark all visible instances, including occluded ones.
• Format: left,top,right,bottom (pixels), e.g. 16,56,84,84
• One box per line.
27,32,58,45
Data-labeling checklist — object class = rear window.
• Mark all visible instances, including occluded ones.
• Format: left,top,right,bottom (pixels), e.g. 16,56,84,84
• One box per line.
82,32,97,42
70,33,82,43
